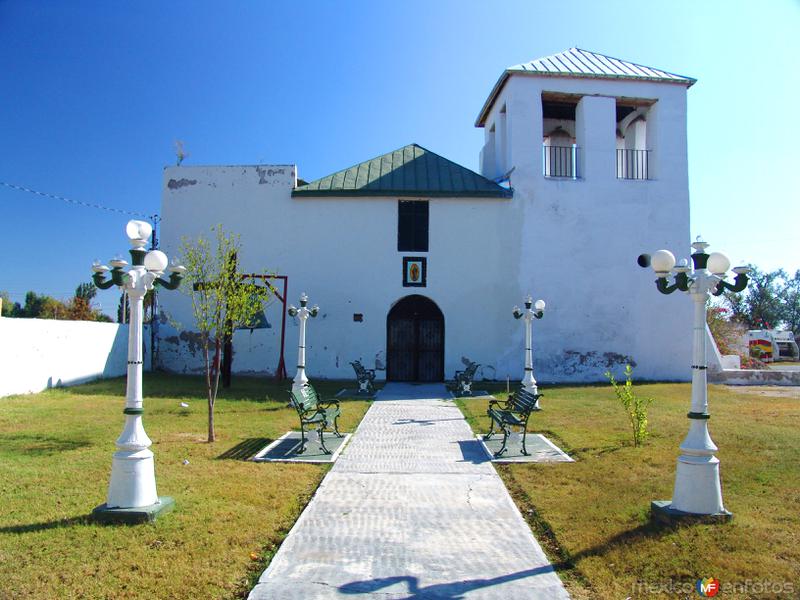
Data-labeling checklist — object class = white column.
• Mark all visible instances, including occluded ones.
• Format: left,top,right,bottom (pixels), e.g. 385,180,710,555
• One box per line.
516,296,544,408
670,278,725,515
106,272,158,508
521,312,538,396
292,310,309,394
575,95,616,181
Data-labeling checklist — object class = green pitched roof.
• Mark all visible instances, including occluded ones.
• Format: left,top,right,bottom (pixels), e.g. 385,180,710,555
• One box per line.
292,144,512,198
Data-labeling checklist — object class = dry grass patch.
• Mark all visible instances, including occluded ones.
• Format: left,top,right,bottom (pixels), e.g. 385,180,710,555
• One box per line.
0,374,370,599
457,383,800,599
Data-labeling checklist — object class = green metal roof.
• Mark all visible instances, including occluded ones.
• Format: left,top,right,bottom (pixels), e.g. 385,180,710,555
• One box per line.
292,144,512,198
476,48,696,127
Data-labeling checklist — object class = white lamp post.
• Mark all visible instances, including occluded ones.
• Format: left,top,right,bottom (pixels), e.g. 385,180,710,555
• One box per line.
287,293,319,394
512,295,546,408
639,236,749,523
91,220,186,523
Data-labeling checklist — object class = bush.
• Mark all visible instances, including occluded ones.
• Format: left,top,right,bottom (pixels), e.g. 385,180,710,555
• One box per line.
604,364,653,447
707,305,739,356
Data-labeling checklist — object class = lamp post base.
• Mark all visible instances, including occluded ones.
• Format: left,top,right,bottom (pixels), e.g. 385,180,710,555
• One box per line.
650,500,732,525
106,447,159,508
92,496,175,524
670,453,726,515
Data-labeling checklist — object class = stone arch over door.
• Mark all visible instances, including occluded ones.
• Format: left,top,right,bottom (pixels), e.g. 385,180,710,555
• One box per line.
386,295,444,382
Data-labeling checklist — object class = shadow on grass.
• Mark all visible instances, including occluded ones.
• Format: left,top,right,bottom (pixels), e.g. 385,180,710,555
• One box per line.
499,464,684,595
217,438,272,460
66,374,360,404
68,376,286,402
550,520,681,572
0,514,91,534
1,434,92,456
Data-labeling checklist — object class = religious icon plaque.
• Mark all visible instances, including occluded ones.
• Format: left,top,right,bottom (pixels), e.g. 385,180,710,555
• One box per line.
402,257,426,287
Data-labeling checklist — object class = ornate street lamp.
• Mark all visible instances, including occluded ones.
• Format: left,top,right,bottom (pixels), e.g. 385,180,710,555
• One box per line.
512,295,546,408
639,236,749,522
90,220,185,523
287,293,319,394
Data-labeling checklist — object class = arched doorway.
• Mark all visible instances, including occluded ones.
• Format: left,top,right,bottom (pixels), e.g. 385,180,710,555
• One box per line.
386,295,444,382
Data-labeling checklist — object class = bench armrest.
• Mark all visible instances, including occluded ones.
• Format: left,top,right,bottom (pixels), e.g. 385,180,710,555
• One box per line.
318,399,340,408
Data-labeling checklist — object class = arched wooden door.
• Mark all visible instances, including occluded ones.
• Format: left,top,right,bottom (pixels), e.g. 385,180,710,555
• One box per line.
386,295,444,382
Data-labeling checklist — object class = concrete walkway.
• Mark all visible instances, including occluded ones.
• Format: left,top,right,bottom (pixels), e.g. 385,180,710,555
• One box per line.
248,383,569,599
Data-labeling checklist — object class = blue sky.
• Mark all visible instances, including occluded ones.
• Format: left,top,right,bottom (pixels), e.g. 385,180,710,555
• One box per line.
1,0,798,315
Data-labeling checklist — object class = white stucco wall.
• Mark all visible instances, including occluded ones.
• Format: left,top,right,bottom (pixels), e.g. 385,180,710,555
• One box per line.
156,71,694,384
156,165,520,382
0,317,129,397
481,74,693,381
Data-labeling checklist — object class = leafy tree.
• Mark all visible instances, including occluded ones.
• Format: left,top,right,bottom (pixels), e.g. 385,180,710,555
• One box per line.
75,282,97,302
0,291,20,317
20,291,48,318
67,281,99,321
19,291,69,319
706,303,737,355
723,266,784,329
1,287,111,321
67,296,93,320
779,270,800,334
180,225,272,442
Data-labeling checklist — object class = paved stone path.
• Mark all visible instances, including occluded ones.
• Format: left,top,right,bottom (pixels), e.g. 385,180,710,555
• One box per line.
248,383,569,599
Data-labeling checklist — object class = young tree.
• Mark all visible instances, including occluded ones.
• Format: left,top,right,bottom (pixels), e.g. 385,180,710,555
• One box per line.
605,364,654,447
180,225,272,442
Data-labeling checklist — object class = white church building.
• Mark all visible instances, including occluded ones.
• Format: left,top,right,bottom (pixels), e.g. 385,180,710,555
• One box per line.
156,48,695,383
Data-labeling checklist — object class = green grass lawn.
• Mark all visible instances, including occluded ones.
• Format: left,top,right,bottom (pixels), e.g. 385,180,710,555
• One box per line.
457,383,800,599
0,374,371,600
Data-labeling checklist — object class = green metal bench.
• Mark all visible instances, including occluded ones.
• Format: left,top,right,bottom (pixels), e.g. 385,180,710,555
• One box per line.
349,360,376,394
288,383,342,454
485,387,542,457
449,360,480,396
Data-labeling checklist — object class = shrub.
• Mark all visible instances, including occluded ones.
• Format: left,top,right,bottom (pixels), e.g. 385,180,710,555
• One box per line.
604,364,653,447
707,305,738,356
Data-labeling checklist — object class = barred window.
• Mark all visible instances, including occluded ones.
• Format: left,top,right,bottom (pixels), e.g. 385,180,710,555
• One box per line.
397,200,428,252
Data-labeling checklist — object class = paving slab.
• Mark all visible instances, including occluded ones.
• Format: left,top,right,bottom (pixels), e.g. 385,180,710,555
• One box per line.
478,433,574,463
252,432,351,463
248,382,569,599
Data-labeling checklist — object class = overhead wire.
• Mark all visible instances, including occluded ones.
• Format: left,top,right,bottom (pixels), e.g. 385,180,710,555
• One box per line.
0,180,160,310
0,180,156,220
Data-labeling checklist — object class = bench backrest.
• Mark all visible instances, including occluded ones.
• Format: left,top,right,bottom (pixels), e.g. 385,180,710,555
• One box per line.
350,361,368,377
509,388,539,414
289,384,319,414
464,362,479,378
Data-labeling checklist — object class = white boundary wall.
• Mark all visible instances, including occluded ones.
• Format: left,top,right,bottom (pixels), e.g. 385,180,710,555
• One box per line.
706,324,800,386
0,317,129,397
